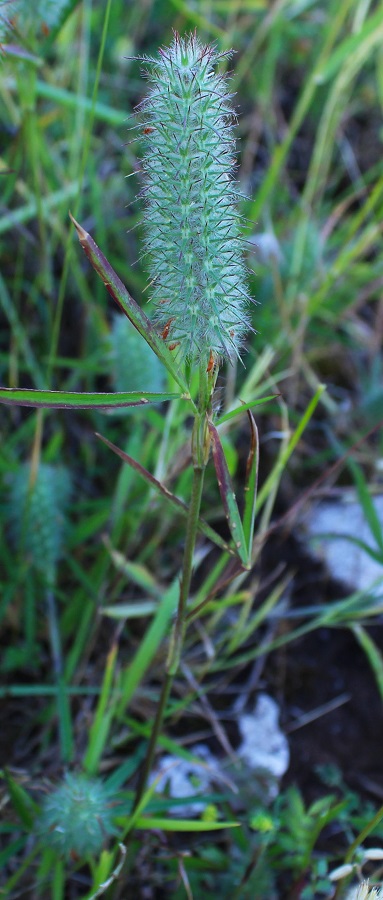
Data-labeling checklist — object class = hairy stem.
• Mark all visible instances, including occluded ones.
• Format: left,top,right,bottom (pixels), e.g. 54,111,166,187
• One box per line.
132,451,206,812
167,462,205,675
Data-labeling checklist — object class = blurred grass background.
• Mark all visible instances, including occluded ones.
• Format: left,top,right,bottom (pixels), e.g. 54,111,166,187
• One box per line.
2,0,383,897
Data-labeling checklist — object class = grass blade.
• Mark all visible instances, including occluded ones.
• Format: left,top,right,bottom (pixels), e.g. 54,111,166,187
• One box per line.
96,432,236,557
208,421,249,568
255,385,326,518
3,770,39,830
0,388,182,409
349,459,383,554
117,579,179,715
0,183,82,237
326,431,383,555
351,623,383,703
70,214,192,396
83,642,118,776
242,411,259,558
214,394,277,426
135,817,239,832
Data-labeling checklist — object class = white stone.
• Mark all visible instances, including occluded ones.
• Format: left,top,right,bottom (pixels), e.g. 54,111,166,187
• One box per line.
306,494,383,591
151,744,219,816
237,694,290,790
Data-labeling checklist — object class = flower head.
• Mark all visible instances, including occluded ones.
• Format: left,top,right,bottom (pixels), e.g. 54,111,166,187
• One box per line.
138,32,252,366
38,773,119,859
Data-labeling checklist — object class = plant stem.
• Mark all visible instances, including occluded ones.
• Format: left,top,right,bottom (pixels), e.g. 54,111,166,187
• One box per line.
131,671,172,812
46,587,74,764
167,461,205,676
132,452,206,812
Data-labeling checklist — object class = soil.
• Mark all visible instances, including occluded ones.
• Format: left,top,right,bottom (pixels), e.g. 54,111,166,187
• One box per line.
260,529,383,803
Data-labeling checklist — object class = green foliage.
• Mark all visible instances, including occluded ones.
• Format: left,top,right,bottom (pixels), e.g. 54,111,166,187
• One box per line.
3,769,39,831
9,0,78,37
271,787,347,877
14,0,69,29
0,1,13,47
108,312,166,398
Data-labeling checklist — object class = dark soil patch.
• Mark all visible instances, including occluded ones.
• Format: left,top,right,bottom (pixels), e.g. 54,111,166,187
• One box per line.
285,625,383,798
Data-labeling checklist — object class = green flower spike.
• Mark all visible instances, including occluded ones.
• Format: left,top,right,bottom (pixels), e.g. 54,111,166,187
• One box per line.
8,462,71,587
138,32,252,367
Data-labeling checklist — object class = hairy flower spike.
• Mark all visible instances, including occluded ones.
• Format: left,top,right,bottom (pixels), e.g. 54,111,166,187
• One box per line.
138,33,252,365
38,773,119,859
8,462,71,586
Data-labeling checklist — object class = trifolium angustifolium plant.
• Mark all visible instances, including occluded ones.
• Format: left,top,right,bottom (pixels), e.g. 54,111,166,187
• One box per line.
137,32,252,367
8,463,71,587
38,773,119,859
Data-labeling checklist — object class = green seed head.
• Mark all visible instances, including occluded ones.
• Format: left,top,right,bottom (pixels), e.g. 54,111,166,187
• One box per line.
38,773,119,859
8,462,71,586
138,33,252,367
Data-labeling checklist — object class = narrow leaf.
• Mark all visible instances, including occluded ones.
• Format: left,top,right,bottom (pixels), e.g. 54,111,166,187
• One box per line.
0,837,28,870
117,579,179,714
135,817,239,832
105,549,160,596
255,385,326,516
96,432,236,557
42,0,83,48
351,623,383,703
242,410,259,557
102,601,156,619
310,531,383,565
315,8,383,84
326,431,383,555
69,214,192,397
3,771,39,830
215,394,277,426
348,458,383,554
83,642,118,776
208,421,249,569
0,388,181,409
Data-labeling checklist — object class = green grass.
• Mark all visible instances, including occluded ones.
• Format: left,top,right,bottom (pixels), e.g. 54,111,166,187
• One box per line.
1,0,383,897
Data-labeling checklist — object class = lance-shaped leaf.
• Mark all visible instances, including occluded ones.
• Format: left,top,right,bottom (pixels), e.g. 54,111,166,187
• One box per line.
208,421,250,569
135,817,240,832
255,384,326,515
214,394,277,427
242,410,259,559
96,431,236,557
0,388,183,410
69,214,192,399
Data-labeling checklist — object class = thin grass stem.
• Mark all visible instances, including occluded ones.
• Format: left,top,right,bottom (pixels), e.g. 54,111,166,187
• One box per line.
131,455,206,813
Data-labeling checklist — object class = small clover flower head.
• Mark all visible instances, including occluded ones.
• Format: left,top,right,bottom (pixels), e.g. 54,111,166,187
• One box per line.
8,462,71,586
38,773,119,859
138,32,252,367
